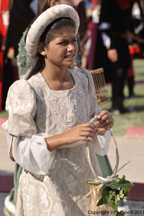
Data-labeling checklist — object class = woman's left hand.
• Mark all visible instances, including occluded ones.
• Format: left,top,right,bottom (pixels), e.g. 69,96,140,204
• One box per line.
94,110,114,135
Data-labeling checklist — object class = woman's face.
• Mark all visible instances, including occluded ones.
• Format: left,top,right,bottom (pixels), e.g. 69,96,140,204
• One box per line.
43,27,78,68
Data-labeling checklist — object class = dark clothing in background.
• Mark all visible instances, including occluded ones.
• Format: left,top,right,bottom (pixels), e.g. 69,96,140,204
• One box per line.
76,1,87,40
2,0,35,109
99,0,131,83
74,0,87,41
97,0,132,112
98,0,143,112
87,23,104,70
4,0,35,58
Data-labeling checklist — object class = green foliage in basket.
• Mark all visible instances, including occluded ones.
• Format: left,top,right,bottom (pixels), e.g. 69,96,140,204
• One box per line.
86,175,134,216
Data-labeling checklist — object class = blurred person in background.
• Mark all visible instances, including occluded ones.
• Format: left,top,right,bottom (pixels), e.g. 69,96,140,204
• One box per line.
73,0,87,42
2,0,36,110
98,0,143,114
0,0,9,112
87,0,103,70
73,0,88,67
126,0,144,98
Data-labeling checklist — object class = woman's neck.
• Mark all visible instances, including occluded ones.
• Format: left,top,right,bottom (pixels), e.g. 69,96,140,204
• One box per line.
41,65,75,91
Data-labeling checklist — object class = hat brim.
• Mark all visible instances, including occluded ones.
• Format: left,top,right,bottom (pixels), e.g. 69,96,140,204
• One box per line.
26,5,80,59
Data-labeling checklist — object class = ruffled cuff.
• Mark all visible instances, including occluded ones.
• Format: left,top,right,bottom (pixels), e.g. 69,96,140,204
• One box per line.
7,133,56,175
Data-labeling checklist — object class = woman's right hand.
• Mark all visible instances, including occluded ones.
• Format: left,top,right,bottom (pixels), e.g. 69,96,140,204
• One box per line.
63,123,97,144
45,123,97,151
107,49,118,62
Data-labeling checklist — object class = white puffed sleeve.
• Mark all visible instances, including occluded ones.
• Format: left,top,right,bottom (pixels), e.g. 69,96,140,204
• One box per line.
2,80,56,175
2,79,37,137
79,69,111,156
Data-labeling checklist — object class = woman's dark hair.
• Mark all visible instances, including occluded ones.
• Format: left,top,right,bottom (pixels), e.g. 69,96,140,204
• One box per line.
26,17,76,80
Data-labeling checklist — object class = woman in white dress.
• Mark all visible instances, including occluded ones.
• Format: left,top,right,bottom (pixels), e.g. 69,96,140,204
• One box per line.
3,5,114,216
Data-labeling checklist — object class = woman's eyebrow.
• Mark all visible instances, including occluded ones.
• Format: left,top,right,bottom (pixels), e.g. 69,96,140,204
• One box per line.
60,36,77,41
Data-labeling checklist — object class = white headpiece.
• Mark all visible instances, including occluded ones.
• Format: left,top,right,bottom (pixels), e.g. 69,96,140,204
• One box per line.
26,4,79,59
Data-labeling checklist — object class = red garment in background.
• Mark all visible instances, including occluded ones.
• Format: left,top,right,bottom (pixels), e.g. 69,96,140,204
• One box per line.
127,55,134,77
0,0,9,111
73,1,87,41
115,0,130,10
127,43,143,77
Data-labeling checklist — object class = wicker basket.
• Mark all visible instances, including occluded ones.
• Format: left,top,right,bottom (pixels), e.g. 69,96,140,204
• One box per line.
89,68,111,106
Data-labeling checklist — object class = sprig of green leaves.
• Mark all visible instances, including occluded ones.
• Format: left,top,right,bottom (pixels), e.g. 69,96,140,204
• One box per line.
86,175,134,216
